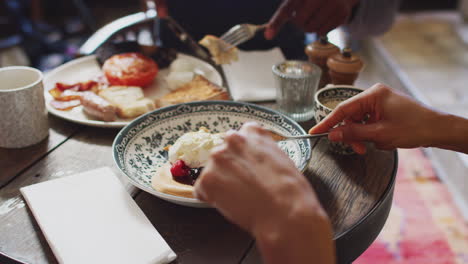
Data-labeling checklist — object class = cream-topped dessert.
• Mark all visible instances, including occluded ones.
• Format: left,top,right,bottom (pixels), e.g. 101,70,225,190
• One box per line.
168,128,224,168
152,128,223,198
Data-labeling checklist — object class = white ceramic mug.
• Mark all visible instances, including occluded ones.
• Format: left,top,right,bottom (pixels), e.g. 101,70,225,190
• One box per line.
0,66,49,148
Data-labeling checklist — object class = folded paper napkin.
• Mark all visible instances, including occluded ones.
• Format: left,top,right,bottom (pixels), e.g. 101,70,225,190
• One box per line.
20,167,176,264
222,47,285,102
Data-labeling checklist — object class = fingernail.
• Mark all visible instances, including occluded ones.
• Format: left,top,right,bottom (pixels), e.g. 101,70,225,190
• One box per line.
329,130,343,142
308,127,319,134
352,144,367,155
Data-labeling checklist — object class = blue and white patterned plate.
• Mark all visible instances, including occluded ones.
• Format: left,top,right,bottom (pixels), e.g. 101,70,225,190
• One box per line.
113,101,312,207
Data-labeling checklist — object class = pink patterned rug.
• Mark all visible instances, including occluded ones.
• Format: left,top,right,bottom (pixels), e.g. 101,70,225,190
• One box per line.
355,149,468,264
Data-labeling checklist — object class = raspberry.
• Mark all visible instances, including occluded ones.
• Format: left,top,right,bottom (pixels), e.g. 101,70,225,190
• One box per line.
170,160,190,179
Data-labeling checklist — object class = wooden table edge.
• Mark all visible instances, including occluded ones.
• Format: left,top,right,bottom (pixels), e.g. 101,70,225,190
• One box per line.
334,150,398,263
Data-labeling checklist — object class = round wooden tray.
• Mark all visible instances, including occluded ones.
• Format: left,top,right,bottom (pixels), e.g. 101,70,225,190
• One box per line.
240,120,397,263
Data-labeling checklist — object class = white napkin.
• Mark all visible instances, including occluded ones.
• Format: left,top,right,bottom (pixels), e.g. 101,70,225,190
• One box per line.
20,167,176,264
222,48,285,102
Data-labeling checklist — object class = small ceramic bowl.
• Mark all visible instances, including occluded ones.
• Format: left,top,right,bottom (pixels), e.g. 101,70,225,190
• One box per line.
314,85,364,155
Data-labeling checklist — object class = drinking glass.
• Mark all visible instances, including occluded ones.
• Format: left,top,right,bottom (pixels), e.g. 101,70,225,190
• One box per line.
272,61,321,122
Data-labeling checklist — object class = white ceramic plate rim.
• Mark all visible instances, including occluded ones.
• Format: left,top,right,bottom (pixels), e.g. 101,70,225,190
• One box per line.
43,55,223,128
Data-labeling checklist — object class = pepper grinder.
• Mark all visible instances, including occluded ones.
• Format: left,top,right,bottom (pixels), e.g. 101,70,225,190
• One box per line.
304,36,340,89
327,48,364,85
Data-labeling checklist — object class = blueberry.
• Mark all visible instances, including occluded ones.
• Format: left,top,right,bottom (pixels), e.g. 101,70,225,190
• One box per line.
189,167,204,184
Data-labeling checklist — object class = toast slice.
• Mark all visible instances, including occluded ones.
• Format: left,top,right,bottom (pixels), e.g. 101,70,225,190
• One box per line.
157,75,229,107
116,98,155,118
99,86,155,118
199,35,238,65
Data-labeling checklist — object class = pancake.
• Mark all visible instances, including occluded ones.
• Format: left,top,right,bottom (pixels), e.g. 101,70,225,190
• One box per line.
151,163,195,198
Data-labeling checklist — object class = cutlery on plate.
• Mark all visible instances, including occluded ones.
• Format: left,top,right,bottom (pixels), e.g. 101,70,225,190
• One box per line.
164,16,212,61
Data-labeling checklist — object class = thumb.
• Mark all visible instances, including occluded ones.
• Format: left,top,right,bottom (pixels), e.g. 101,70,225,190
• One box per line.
329,123,381,143
265,0,296,40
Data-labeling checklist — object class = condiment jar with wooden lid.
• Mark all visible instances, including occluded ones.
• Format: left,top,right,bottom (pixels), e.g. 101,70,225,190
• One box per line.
326,48,364,85
304,36,340,88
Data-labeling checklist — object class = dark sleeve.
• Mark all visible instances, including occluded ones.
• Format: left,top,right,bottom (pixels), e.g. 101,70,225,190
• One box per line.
346,0,402,38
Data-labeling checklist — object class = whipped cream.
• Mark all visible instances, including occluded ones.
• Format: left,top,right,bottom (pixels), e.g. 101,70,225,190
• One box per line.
168,128,223,168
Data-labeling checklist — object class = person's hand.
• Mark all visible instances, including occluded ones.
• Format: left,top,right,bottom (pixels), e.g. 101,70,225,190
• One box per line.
265,0,360,40
194,122,335,264
309,83,448,154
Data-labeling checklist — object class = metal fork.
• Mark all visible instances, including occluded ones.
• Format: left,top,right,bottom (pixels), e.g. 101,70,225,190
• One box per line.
265,129,329,142
220,24,266,50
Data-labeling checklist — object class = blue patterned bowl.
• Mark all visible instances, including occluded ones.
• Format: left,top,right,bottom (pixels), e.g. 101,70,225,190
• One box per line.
113,101,312,207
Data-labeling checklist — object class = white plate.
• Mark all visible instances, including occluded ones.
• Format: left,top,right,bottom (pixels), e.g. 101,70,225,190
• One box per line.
43,54,223,128
112,101,312,207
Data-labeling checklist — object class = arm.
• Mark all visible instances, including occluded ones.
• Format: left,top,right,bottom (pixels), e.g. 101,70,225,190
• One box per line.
265,0,360,39
264,0,400,40
310,83,468,155
255,202,335,264
430,112,468,154
195,123,335,264
346,0,401,38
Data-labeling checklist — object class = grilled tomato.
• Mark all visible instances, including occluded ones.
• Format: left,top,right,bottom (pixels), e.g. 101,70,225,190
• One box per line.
102,52,158,87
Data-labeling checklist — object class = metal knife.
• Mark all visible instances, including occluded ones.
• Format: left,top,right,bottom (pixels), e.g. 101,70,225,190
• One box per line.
163,16,211,61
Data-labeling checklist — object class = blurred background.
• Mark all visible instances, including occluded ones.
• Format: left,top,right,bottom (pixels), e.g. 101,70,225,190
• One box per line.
0,0,140,70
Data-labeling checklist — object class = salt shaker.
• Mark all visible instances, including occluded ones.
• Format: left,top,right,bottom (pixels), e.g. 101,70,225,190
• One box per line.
304,36,340,88
326,48,364,85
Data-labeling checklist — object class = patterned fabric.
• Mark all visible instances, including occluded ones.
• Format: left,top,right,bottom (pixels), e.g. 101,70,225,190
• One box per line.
355,149,468,264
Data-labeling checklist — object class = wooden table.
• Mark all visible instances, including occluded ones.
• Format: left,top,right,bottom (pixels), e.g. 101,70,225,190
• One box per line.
0,40,398,264
0,111,396,264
